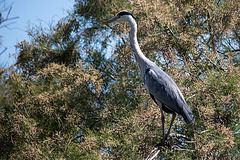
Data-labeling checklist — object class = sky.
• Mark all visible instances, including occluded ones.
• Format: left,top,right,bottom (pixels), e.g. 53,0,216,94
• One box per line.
0,0,75,68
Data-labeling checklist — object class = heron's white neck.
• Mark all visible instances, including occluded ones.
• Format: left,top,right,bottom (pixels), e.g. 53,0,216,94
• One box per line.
128,18,146,62
127,17,149,77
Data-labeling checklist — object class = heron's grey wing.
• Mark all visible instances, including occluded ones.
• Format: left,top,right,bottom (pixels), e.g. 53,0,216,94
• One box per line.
144,67,195,124
144,68,180,111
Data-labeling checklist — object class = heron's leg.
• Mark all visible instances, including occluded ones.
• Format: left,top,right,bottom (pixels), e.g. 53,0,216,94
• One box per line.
159,103,165,144
165,112,176,140
155,103,165,149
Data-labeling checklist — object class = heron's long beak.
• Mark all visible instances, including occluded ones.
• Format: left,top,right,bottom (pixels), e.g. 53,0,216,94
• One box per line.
101,16,118,25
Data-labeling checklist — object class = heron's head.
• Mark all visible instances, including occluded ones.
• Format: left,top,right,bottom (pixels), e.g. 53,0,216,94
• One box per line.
101,10,136,25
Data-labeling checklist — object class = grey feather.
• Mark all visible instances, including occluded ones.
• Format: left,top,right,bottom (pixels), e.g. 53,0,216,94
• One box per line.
144,63,195,124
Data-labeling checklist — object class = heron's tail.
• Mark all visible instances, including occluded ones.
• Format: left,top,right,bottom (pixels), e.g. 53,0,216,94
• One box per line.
181,104,195,124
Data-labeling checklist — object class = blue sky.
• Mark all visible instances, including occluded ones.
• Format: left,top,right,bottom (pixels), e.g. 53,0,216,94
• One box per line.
0,0,74,67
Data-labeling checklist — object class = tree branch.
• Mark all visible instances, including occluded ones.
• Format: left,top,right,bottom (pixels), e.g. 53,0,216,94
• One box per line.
145,147,161,160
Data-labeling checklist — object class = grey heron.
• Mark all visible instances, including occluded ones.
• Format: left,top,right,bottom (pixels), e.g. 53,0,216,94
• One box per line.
102,11,195,148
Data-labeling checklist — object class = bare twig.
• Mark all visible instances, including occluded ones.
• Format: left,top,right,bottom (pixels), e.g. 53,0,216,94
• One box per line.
145,147,161,160
186,94,196,101
199,129,209,134
169,133,191,139
0,47,7,56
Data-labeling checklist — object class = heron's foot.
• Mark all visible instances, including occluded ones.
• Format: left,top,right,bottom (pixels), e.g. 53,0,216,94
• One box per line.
155,139,171,150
